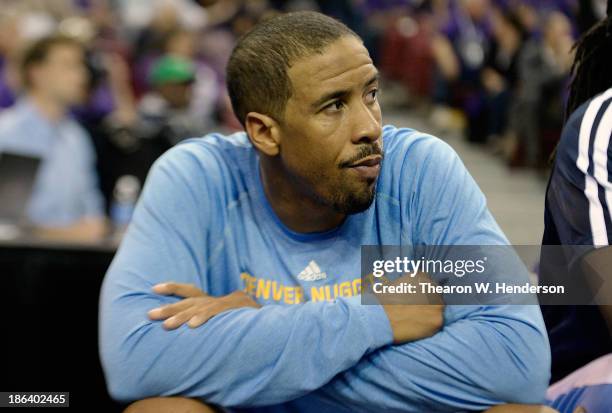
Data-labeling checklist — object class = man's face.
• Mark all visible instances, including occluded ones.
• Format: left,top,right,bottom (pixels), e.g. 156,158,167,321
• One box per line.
33,44,88,105
545,13,571,45
159,81,193,109
278,35,383,215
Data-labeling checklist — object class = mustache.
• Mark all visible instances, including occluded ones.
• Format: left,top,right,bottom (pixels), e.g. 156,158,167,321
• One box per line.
339,144,384,168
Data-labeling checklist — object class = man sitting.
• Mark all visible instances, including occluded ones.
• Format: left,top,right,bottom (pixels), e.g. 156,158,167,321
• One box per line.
100,12,552,412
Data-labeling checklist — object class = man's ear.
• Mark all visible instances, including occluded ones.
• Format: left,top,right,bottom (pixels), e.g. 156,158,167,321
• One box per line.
245,112,281,156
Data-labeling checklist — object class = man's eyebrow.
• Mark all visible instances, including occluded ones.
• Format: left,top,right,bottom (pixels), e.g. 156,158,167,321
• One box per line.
364,72,380,88
311,71,380,110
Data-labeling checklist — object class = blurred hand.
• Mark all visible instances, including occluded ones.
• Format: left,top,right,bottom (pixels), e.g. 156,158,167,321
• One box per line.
148,282,261,330
482,68,505,94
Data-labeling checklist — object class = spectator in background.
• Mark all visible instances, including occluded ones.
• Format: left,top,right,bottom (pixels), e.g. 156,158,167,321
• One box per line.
68,15,127,125
163,28,221,134
139,54,204,145
91,54,205,208
481,9,525,145
0,35,107,241
514,0,540,38
436,0,493,143
84,52,167,215
131,2,182,96
509,11,573,168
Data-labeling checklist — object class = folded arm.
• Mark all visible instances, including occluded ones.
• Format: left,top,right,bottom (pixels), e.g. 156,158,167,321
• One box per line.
312,304,550,412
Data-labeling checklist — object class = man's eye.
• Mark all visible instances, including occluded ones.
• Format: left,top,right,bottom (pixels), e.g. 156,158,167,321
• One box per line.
366,89,378,103
325,100,344,112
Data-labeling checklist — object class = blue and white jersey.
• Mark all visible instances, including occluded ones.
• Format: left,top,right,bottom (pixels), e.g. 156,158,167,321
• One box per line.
541,87,612,382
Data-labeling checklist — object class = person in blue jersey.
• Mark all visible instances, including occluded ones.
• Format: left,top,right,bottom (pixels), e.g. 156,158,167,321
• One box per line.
540,2,612,412
100,11,554,413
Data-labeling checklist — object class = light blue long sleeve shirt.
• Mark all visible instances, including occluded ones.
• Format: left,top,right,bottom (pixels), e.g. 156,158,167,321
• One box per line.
99,125,551,412
0,99,104,226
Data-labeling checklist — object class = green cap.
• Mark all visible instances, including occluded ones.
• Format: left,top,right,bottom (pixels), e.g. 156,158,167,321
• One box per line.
149,55,196,87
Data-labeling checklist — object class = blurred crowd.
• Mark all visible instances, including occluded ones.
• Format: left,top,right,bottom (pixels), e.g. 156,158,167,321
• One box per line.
0,0,607,241
376,0,605,169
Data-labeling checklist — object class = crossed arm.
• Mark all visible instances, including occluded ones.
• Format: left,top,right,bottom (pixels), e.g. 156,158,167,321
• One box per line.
123,284,558,413
127,281,553,412
100,224,549,411
101,235,550,411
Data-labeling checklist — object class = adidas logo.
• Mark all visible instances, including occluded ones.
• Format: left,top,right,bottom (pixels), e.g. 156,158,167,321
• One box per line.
297,260,327,282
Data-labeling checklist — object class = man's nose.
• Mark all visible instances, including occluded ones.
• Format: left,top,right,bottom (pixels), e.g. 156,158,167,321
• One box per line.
351,103,382,145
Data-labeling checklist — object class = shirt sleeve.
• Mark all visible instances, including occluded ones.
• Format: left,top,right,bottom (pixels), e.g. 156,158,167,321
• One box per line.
98,145,393,406
311,136,551,411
